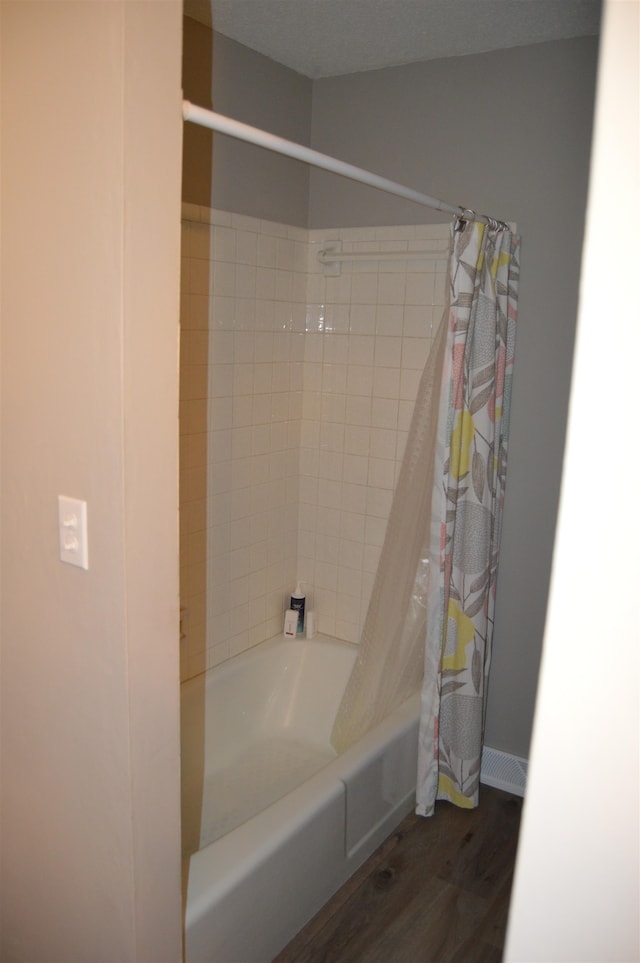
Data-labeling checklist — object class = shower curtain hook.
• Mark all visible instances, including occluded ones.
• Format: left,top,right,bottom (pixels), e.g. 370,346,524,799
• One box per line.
455,208,475,232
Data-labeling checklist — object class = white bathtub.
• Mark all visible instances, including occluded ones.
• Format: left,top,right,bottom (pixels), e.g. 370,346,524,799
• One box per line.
181,634,420,963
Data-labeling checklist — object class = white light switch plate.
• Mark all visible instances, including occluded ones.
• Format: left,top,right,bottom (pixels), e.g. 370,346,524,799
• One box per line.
58,495,89,570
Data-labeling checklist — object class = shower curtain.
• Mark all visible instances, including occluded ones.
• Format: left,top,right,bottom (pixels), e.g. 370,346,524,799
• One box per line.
331,218,520,818
417,219,519,814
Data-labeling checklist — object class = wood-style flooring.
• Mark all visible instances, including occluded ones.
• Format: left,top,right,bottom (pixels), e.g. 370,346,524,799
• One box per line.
273,786,522,963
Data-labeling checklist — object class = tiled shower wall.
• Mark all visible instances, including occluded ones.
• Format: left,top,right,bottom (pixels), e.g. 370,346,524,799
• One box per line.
180,204,449,682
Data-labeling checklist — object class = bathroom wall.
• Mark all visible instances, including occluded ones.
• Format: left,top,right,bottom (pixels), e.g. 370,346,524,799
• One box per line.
182,13,214,207
180,205,308,678
179,209,449,679
183,18,312,225
1,3,182,959
309,37,600,758
181,21,600,758
299,225,448,642
507,5,639,957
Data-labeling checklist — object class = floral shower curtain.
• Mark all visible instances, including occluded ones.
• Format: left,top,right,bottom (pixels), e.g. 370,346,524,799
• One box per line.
416,219,520,815
331,216,519,818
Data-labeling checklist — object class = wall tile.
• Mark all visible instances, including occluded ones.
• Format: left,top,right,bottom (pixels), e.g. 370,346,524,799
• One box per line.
179,212,449,679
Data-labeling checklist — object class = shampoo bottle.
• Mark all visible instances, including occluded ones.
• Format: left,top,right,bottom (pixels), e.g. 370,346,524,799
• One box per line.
290,582,305,635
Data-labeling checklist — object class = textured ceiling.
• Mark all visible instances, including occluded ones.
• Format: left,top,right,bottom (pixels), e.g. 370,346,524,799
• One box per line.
183,0,601,78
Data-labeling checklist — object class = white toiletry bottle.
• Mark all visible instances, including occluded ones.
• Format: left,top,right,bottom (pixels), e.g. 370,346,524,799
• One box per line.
284,609,298,638
290,582,305,635
305,610,316,639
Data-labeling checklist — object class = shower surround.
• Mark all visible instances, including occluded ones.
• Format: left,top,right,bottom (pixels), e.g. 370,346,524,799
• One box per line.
180,204,449,682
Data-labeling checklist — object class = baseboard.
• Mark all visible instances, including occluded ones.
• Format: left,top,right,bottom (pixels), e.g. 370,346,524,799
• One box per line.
480,746,528,797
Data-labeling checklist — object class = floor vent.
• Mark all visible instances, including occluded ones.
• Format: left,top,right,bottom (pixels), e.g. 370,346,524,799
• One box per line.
480,746,528,797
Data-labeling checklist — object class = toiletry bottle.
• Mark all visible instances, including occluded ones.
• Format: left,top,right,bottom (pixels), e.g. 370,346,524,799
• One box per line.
284,609,298,638
290,582,305,635
305,609,316,639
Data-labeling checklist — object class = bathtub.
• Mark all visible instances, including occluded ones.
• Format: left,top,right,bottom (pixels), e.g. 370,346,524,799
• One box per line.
181,633,420,963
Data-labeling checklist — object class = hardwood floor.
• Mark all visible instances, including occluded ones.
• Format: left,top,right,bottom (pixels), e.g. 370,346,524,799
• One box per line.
273,786,522,963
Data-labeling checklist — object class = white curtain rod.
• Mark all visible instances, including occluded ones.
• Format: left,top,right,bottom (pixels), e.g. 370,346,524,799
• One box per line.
182,101,501,227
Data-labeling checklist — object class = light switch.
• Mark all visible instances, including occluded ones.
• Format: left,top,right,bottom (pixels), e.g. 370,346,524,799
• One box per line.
58,495,89,570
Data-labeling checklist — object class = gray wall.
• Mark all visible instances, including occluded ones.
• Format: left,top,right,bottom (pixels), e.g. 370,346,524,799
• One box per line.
309,38,599,756
183,18,312,226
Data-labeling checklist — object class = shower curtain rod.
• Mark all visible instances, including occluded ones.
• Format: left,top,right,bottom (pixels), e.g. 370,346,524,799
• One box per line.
182,101,500,227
